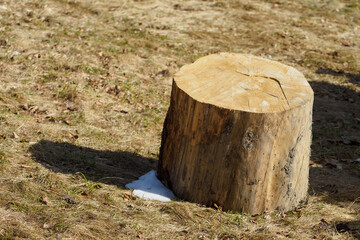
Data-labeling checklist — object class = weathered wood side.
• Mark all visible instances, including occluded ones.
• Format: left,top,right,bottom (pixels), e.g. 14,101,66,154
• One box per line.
158,80,313,214
158,53,313,214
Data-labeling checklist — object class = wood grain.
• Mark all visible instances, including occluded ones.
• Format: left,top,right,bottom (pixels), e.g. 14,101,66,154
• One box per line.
158,53,314,214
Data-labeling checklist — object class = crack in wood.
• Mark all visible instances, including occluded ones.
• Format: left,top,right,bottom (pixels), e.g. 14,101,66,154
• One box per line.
235,70,290,108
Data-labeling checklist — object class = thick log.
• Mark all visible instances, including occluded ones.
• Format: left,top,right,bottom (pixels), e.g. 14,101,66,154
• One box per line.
158,53,313,214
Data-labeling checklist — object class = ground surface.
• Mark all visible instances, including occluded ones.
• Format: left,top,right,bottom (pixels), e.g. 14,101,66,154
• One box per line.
0,0,359,239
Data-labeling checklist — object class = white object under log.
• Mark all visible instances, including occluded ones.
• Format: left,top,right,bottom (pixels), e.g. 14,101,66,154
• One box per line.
125,170,175,202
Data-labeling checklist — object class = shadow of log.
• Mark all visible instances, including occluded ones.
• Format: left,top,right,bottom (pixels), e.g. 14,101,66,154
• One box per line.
316,68,360,86
308,79,360,238
29,140,156,188
28,79,360,217
308,79,360,204
336,220,360,239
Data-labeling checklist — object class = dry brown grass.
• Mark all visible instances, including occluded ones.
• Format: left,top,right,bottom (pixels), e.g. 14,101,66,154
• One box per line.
0,0,359,239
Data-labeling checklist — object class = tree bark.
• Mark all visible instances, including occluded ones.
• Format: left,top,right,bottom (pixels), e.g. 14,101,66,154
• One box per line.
158,53,314,214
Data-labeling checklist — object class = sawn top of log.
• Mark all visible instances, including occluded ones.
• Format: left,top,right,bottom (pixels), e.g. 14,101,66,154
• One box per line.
174,53,314,113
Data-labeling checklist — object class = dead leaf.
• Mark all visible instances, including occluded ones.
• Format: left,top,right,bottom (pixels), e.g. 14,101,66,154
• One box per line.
105,84,120,95
195,213,205,218
29,106,39,114
341,40,355,47
65,101,77,111
156,69,170,77
123,192,137,201
19,104,29,110
40,197,52,206
45,115,56,122
13,132,19,139
80,191,89,198
213,203,222,212
62,120,73,125
42,223,52,229
318,219,335,232
67,132,79,140
60,194,77,204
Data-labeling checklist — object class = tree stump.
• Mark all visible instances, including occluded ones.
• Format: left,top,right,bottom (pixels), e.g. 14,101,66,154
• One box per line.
158,53,314,214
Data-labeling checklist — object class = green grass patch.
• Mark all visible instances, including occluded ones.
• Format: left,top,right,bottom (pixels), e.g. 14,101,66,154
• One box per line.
54,82,78,101
8,201,30,212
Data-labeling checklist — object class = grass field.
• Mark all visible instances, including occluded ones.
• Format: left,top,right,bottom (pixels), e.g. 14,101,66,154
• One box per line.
0,0,359,239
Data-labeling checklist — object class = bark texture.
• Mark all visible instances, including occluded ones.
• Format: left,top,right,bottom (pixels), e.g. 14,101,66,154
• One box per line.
158,53,314,214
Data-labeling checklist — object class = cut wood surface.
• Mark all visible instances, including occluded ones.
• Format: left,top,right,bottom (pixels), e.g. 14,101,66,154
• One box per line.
158,53,314,214
174,53,312,113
